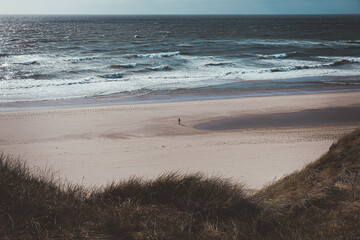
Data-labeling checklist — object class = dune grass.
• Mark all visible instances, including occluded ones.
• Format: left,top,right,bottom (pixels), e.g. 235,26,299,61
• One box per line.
1,128,360,239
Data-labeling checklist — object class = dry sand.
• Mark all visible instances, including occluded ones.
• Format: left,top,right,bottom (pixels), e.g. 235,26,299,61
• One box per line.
1,91,360,189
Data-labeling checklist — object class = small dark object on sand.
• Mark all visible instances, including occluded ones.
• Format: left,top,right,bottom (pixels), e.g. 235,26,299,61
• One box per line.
178,118,181,125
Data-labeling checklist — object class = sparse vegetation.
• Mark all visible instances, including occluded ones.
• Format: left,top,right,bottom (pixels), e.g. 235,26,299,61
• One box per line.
1,128,360,239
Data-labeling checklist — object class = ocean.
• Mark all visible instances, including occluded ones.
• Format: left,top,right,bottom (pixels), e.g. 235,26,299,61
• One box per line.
1,15,360,108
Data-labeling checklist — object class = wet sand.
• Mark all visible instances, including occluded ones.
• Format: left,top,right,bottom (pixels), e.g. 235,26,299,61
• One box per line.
0,91,359,189
195,107,360,130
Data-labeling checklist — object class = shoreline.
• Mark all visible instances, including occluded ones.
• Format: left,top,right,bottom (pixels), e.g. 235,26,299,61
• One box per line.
1,83,360,112
1,91,360,189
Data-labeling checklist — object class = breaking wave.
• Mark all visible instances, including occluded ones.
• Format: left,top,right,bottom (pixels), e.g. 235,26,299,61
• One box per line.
224,57,360,76
16,61,40,65
329,58,360,66
268,58,360,73
205,62,235,67
257,52,298,59
109,63,137,69
125,51,180,58
100,73,123,79
147,65,172,71
66,57,95,62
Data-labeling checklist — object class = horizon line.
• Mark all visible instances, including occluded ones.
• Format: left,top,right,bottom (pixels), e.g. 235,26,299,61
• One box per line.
1,13,359,16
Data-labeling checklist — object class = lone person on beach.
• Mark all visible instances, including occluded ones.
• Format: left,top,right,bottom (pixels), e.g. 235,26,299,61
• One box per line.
178,118,181,125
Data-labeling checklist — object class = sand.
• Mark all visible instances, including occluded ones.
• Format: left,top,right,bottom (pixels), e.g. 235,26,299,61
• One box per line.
1,91,360,189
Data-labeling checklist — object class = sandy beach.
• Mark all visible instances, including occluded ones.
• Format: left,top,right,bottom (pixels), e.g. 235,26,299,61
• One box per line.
1,91,359,189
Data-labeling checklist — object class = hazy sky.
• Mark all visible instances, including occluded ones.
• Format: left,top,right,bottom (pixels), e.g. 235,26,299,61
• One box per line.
1,0,360,14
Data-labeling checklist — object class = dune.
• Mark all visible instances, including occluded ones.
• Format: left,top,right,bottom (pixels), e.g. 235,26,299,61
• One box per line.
1,128,360,239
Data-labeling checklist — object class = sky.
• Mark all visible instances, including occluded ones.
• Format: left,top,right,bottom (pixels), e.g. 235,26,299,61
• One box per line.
1,0,360,15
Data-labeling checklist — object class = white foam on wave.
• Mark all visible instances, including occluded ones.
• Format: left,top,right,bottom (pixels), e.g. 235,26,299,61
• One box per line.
205,62,235,67
16,61,40,65
5,54,54,66
257,53,294,59
2,51,360,104
119,63,137,68
233,68,360,81
0,77,139,103
2,66,360,104
223,55,360,81
178,43,194,47
260,57,360,71
65,57,95,62
242,39,321,47
126,51,180,58
269,53,288,59
241,39,360,49
100,73,123,79
147,65,172,71
317,56,360,63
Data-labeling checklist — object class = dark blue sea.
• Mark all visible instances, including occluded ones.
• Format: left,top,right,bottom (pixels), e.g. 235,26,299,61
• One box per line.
1,15,360,108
